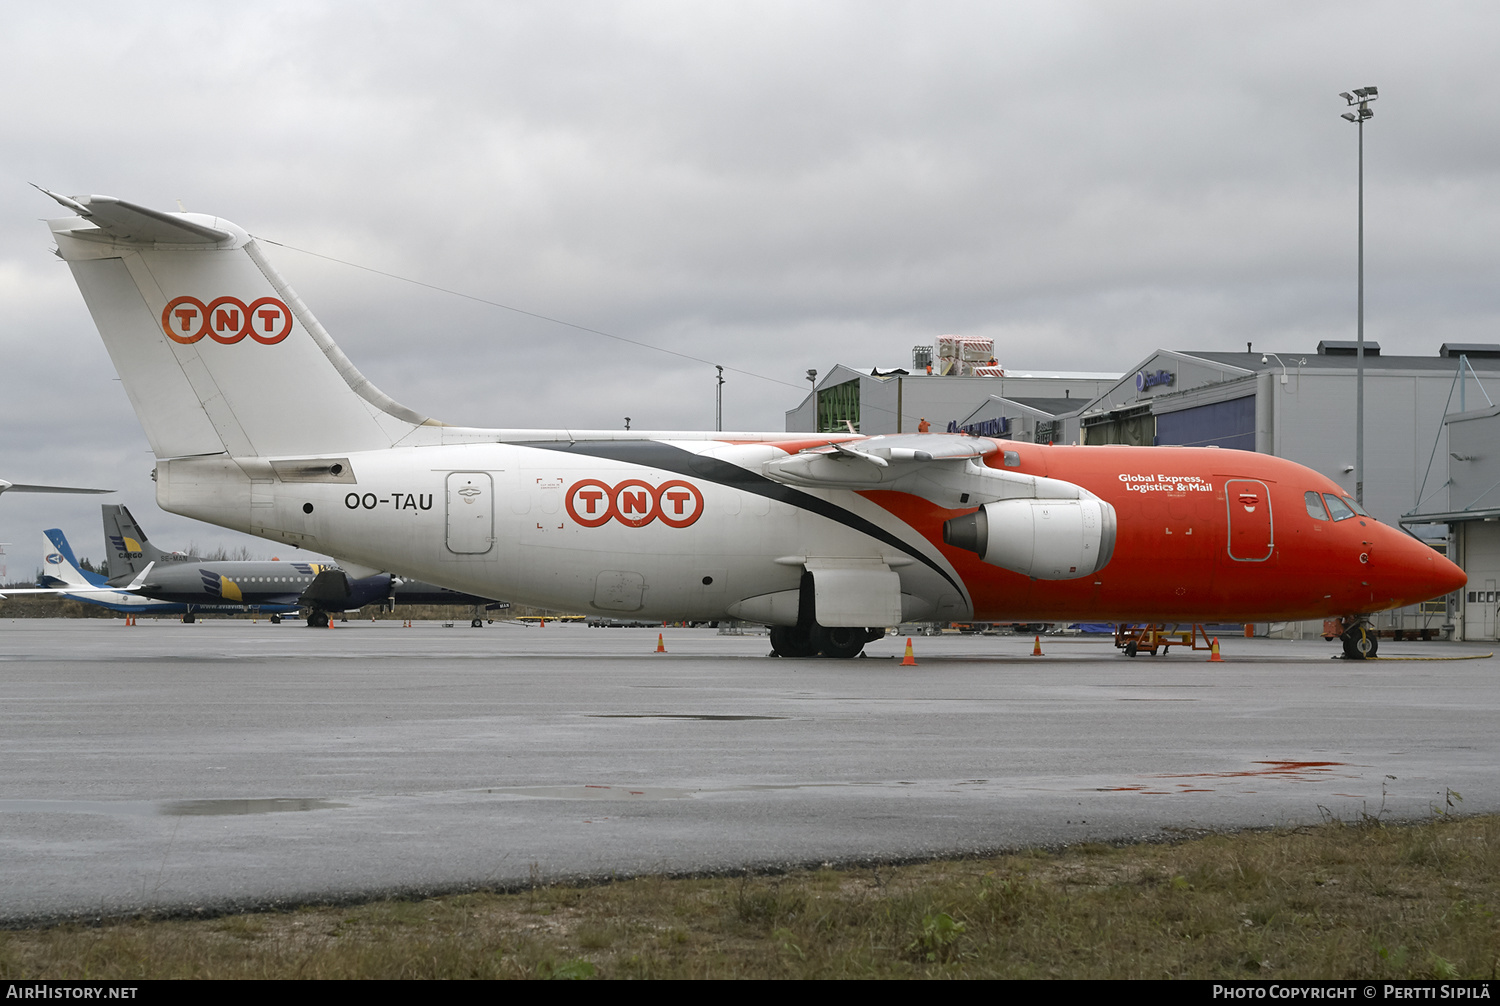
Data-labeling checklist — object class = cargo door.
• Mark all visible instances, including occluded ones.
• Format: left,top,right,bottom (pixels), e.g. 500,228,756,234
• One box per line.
446,472,494,554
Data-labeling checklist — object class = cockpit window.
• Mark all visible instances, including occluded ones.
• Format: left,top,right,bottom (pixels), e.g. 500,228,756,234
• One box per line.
1342,495,1371,518
1305,491,1330,520
1323,494,1356,521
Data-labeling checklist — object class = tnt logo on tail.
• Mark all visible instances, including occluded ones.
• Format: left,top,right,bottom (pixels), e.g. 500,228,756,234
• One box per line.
162,296,293,345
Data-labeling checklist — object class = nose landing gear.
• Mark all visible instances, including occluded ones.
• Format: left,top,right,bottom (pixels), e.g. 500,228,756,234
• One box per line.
1341,621,1379,660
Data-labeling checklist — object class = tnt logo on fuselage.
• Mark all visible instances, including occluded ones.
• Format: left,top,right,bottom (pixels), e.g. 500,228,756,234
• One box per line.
566,479,705,529
161,296,293,345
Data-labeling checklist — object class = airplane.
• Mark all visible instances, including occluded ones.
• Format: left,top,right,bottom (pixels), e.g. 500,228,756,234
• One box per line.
0,531,154,601
102,504,508,626
20,528,213,615
36,190,1467,659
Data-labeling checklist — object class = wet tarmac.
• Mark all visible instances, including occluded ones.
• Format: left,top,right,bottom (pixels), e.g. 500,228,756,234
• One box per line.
1,618,1496,922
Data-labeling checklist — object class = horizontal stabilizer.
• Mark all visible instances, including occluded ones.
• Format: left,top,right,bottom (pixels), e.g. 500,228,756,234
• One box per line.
35,187,231,245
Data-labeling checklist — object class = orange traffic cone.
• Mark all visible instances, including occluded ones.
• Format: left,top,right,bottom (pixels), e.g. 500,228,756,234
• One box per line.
540,617,546,628
901,637,918,666
1031,634,1044,656
656,632,666,653
1209,637,1223,662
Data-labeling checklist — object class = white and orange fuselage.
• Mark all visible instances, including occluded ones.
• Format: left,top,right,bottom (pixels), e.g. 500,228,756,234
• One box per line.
153,434,1462,626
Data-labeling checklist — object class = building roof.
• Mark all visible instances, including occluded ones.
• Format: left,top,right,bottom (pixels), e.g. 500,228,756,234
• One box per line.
1185,350,1500,374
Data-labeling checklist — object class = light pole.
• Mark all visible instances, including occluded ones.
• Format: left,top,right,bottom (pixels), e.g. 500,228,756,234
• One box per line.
1340,85,1377,505
715,365,724,432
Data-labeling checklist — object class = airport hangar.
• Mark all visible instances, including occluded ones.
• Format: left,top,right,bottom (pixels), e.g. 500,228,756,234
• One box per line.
785,341,1500,641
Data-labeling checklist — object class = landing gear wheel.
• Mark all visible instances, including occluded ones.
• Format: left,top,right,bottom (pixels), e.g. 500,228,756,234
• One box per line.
769,625,818,658
813,625,871,659
182,612,195,624
1341,624,1378,660
270,614,281,624
307,611,330,628
471,618,483,628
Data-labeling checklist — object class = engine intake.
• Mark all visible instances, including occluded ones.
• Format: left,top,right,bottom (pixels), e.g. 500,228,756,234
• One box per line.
943,498,1117,579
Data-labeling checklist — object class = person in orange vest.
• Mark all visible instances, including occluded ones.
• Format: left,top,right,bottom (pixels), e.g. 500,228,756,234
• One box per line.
917,417,931,433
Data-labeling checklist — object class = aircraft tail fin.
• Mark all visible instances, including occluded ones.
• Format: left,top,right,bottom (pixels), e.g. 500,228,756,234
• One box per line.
40,190,439,459
41,529,106,587
102,504,196,575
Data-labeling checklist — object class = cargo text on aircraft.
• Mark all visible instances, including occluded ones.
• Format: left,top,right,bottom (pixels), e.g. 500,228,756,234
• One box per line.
566,479,705,528
1119,473,1215,492
160,296,292,345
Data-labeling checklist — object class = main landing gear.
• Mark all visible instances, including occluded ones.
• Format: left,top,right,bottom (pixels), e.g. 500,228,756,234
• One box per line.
306,610,330,628
770,624,884,659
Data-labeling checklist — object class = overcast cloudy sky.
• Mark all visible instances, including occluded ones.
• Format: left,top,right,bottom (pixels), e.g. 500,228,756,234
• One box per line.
2,1,1497,568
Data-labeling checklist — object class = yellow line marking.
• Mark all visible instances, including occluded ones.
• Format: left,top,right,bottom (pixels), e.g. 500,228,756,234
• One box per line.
1367,652,1493,662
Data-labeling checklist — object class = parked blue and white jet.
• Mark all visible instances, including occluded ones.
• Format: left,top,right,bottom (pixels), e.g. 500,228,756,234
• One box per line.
0,531,153,601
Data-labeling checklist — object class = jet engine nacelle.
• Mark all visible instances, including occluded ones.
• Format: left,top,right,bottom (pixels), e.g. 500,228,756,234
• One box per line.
942,498,1117,580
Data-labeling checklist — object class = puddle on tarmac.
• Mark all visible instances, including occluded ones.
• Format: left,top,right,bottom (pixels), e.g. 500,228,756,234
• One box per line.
1098,760,1353,794
482,785,696,800
1157,760,1349,781
162,798,347,816
0,798,346,817
589,714,786,721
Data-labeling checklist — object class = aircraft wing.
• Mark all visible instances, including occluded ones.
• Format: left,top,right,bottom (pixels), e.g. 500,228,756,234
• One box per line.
2,562,153,599
0,479,112,495
760,434,1092,508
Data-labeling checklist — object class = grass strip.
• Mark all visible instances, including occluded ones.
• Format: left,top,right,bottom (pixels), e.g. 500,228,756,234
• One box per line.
3,812,1497,979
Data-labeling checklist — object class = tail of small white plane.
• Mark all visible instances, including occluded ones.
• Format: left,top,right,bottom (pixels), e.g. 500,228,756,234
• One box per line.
40,529,106,588
39,190,435,459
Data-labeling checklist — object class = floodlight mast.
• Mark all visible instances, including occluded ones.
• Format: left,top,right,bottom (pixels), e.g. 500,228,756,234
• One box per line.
715,365,725,432
1340,85,1377,506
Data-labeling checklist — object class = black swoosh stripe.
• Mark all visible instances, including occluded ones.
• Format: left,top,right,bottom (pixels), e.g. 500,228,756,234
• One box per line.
515,440,966,598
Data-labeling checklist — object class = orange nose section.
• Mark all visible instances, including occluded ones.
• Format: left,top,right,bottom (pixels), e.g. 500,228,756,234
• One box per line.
1384,529,1466,607
1430,550,1469,598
